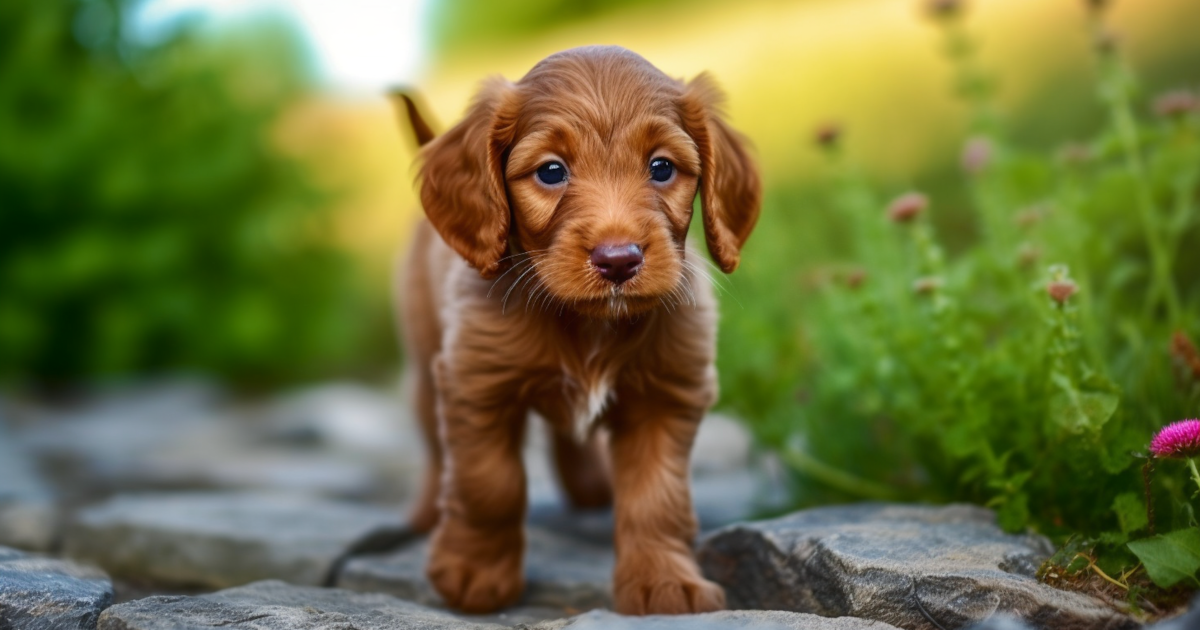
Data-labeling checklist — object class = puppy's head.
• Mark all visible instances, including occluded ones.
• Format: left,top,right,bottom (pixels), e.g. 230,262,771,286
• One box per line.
419,46,760,318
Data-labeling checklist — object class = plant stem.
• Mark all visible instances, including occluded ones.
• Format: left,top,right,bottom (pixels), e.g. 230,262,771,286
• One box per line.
1188,458,1200,496
780,448,899,501
1110,90,1182,325
1090,13,1183,325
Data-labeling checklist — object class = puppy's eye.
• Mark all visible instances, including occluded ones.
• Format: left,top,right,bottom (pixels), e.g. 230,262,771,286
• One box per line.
649,158,674,183
535,161,567,186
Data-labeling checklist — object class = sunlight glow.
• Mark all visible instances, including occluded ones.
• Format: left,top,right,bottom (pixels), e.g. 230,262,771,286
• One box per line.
135,0,429,93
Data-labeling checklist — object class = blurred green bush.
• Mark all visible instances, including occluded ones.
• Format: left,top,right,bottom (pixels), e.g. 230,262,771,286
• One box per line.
0,0,391,387
717,2,1200,586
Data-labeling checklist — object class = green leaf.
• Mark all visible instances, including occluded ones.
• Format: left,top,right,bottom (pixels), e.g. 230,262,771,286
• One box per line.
996,492,1030,533
1127,528,1200,588
1048,374,1120,434
1111,492,1148,535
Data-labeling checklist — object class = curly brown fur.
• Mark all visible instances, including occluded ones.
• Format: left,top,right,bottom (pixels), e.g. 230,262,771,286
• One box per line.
395,45,760,615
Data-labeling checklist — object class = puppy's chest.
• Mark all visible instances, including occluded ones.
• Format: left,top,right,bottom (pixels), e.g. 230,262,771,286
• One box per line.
539,339,625,442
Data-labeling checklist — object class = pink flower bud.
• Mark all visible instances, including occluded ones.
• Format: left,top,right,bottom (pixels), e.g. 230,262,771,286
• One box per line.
1153,90,1198,119
1057,143,1092,166
1094,29,1120,56
912,276,943,295
844,269,866,290
887,192,928,224
1047,280,1078,305
1015,205,1047,230
961,137,992,175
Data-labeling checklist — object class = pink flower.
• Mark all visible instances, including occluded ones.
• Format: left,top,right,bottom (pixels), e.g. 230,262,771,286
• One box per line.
1046,280,1077,305
961,137,993,175
887,192,928,223
1150,420,1200,459
1153,90,1198,119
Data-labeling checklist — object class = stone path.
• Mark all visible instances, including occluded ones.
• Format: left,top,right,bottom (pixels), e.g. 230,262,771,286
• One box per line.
0,380,1191,629
0,547,113,629
64,491,406,588
0,423,57,552
338,526,613,610
699,503,1138,630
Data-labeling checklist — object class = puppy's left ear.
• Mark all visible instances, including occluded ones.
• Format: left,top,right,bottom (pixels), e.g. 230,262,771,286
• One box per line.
418,78,520,279
679,74,762,273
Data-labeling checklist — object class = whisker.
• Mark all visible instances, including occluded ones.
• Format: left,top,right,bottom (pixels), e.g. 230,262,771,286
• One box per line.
487,257,534,298
502,256,542,314
496,248,550,264
682,258,742,308
690,254,740,297
486,249,555,298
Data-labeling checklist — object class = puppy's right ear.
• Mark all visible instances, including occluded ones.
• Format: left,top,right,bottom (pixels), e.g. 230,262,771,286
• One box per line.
418,78,520,279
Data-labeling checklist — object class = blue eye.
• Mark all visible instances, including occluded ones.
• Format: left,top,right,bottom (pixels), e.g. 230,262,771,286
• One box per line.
649,158,674,182
536,161,567,186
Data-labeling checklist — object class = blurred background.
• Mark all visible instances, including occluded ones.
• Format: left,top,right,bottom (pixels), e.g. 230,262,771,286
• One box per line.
5,4,1200,601
3,0,1197,391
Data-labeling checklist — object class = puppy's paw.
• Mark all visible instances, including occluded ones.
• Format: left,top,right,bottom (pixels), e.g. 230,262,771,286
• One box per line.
427,532,524,613
614,566,726,615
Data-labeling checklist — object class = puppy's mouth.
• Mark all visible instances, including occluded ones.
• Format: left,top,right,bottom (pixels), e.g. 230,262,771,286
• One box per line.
507,240,688,318
561,270,693,319
574,290,662,319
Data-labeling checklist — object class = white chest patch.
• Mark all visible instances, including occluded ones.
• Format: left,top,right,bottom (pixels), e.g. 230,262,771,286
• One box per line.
570,371,614,443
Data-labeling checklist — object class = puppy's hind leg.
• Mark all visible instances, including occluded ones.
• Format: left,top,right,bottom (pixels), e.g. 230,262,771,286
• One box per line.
551,430,613,510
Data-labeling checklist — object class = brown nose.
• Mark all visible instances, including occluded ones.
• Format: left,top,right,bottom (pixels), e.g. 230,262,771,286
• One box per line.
590,243,643,285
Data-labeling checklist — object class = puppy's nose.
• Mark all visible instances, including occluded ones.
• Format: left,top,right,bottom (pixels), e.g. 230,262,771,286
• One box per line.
590,243,643,285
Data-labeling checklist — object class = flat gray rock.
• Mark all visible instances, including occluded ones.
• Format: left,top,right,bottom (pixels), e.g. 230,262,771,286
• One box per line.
528,609,900,629
0,425,57,552
63,492,405,588
0,546,114,630
12,381,407,502
698,503,1137,630
1147,594,1200,630
338,526,612,611
963,617,1036,630
97,579,507,630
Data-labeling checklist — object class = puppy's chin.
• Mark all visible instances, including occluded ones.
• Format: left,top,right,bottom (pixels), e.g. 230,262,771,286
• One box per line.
569,293,663,319
542,279,686,320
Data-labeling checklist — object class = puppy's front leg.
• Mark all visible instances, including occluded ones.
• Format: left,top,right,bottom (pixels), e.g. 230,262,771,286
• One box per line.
608,393,725,615
426,357,527,613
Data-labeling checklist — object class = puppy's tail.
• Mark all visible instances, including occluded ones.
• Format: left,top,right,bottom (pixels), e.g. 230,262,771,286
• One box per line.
387,88,439,148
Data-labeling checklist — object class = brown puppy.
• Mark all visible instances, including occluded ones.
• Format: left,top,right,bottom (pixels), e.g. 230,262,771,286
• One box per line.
397,45,760,616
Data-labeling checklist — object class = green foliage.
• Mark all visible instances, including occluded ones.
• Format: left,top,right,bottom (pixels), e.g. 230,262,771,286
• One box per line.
716,0,1200,572
0,0,391,386
1129,529,1200,588
1113,492,1149,535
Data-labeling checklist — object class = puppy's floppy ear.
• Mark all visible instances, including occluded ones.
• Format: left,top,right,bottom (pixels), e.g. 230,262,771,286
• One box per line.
418,77,520,278
679,73,762,273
